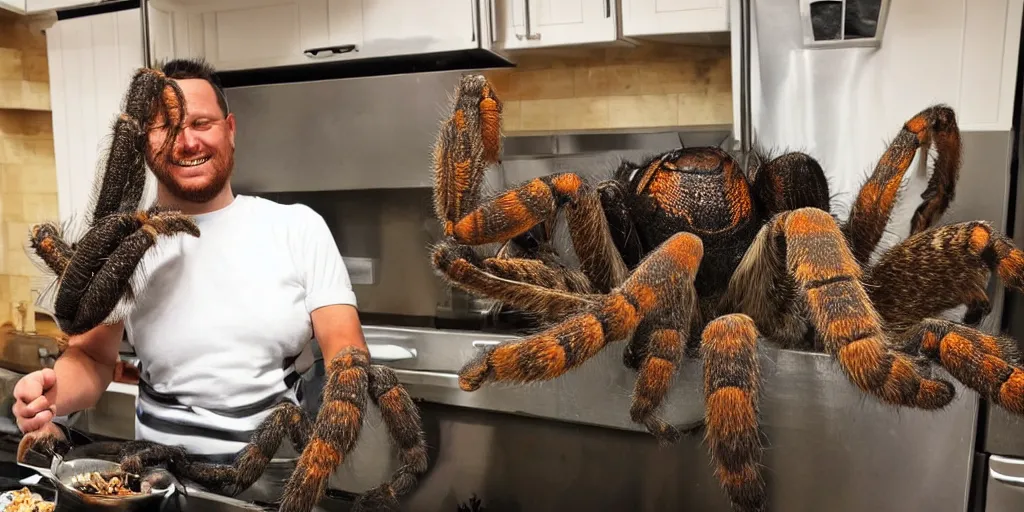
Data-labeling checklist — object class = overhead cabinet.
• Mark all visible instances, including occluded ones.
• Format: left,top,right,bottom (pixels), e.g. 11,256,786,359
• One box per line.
22,0,89,12
0,0,24,13
620,0,729,37
496,0,620,49
492,0,730,51
146,0,496,72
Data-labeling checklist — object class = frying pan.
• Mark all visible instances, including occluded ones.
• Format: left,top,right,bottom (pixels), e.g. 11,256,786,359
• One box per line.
17,457,181,511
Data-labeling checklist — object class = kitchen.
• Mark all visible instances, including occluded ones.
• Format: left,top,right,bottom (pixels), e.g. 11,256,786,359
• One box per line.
0,0,1023,511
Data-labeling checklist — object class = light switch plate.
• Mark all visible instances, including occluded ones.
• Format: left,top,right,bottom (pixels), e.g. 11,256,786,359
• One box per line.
343,257,376,285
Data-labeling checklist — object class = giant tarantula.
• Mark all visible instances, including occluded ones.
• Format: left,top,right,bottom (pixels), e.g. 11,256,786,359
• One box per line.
429,74,1024,512
19,66,428,512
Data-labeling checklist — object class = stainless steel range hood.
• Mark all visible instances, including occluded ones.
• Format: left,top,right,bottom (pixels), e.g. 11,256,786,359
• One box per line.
224,70,734,193
213,48,515,89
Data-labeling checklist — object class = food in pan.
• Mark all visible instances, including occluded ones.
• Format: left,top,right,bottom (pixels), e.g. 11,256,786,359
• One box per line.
0,487,54,512
69,471,141,496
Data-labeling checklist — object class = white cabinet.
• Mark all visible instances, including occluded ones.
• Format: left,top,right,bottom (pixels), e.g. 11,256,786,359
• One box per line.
43,8,156,229
23,0,95,13
497,0,620,50
621,0,729,36
148,0,489,72
148,0,334,71
0,0,25,14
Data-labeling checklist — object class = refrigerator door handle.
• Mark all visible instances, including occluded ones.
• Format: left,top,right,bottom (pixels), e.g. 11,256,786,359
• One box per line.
990,455,1024,487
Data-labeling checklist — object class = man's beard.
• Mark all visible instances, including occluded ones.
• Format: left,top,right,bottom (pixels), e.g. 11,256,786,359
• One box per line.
148,150,234,204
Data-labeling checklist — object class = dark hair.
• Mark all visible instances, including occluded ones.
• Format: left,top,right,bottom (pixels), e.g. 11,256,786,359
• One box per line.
156,57,230,117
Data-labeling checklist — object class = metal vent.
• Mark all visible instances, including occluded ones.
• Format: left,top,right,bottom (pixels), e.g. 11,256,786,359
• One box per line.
799,0,890,48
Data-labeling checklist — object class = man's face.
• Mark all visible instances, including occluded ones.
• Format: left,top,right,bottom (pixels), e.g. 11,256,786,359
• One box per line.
146,78,236,204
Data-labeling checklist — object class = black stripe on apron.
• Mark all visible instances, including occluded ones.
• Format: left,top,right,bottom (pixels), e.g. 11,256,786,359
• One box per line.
138,371,302,418
135,371,304,444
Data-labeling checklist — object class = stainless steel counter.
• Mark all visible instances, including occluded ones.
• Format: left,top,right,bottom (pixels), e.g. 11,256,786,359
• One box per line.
39,323,981,512
318,324,980,512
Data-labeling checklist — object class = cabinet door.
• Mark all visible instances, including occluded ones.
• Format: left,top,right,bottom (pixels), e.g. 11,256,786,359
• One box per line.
151,0,490,70
500,0,618,50
44,8,156,229
201,0,332,71
24,0,90,12
149,0,333,72
320,0,483,62
621,0,728,36
0,0,25,14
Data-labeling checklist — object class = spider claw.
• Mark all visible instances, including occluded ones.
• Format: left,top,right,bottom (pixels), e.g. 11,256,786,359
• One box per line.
351,484,400,512
646,420,680,445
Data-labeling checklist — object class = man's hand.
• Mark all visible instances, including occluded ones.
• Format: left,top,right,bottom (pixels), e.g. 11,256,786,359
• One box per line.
12,368,58,433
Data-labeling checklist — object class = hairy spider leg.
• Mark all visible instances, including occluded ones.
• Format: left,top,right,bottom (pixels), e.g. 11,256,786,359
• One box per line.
458,232,703,442
32,208,198,335
27,66,193,336
862,221,1024,418
865,221,1024,331
845,105,962,264
906,319,1024,416
482,256,593,295
432,74,502,236
739,207,956,407
625,324,693,443
699,313,765,512
432,239,596,319
277,347,369,512
432,74,627,299
277,348,427,512
349,365,429,512
28,222,73,277
118,404,310,495
713,207,959,512
91,68,187,222
446,172,627,291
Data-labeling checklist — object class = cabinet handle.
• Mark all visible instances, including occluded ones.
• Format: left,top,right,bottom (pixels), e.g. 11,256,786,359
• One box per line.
516,0,541,41
604,0,611,18
487,0,497,44
470,0,477,42
367,344,418,362
303,44,358,59
991,455,1024,488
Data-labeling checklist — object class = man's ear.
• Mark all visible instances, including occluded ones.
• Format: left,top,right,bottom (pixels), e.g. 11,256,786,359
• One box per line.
226,112,236,147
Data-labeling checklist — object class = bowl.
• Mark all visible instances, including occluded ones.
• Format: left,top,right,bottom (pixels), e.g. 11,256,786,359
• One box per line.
47,458,178,512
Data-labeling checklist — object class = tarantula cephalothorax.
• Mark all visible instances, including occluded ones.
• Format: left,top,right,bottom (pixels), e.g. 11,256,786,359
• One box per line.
20,66,429,512
429,74,1024,512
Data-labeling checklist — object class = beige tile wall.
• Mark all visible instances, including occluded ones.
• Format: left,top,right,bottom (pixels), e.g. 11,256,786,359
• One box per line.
0,10,58,331
483,42,732,134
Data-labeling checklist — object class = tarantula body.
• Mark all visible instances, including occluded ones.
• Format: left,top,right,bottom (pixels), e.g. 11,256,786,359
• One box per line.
20,65,429,512
430,75,1024,512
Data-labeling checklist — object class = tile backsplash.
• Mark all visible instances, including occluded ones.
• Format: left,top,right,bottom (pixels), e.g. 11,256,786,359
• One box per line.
0,11,58,331
483,41,732,133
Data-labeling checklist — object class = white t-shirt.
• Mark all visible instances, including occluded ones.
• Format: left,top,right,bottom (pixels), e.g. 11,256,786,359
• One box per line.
124,194,358,456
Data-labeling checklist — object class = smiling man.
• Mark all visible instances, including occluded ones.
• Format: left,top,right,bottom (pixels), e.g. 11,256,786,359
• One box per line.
10,58,367,505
